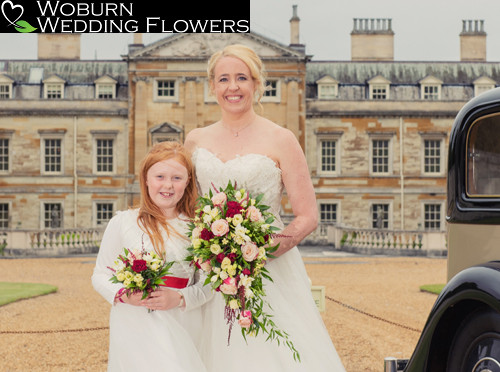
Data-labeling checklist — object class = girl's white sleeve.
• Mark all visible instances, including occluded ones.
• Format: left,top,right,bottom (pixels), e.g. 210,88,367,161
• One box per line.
180,270,214,312
91,213,126,305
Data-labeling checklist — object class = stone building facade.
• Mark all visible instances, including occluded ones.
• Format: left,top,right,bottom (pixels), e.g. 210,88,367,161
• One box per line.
0,9,498,235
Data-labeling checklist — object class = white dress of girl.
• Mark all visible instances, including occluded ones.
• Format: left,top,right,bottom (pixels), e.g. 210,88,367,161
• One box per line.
92,209,212,372
192,147,346,372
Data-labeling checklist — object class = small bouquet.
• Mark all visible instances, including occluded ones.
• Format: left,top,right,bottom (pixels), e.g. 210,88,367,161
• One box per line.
108,247,174,309
187,180,300,361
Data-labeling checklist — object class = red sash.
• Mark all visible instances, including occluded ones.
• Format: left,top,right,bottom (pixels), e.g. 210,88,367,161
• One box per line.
159,276,189,289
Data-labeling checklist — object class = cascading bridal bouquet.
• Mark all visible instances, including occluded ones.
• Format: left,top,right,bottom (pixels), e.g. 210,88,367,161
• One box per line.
186,180,300,362
108,246,174,311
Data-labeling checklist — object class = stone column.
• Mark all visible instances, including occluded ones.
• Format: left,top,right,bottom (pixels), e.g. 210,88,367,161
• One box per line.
286,77,301,142
133,77,149,175
183,77,198,139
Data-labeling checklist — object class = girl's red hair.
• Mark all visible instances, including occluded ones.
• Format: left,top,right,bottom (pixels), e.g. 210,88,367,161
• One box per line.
137,141,197,257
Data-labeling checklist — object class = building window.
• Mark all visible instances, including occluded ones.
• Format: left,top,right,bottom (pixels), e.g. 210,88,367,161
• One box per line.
96,203,114,226
96,139,114,173
0,74,14,99
422,85,440,100
43,138,62,173
43,203,62,229
155,79,178,101
0,84,11,99
371,138,391,174
318,84,337,99
319,203,337,223
264,80,277,97
370,85,388,100
473,76,496,97
368,75,390,100
0,203,9,228
97,84,115,99
44,83,64,99
372,204,389,229
316,75,339,100
320,139,337,173
424,203,441,230
0,138,9,172
95,76,117,99
475,84,495,97
262,79,280,102
204,80,217,103
423,139,443,175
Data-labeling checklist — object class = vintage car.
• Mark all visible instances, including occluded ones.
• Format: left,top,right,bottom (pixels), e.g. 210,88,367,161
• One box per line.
392,87,500,372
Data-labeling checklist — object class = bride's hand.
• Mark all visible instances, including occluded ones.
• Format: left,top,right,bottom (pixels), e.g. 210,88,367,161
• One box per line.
140,287,183,311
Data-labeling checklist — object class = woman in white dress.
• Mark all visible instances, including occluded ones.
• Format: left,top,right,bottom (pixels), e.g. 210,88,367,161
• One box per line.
185,44,345,371
92,141,212,372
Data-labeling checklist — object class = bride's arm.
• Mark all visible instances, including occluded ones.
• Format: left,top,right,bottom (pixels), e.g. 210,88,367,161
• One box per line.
272,129,318,257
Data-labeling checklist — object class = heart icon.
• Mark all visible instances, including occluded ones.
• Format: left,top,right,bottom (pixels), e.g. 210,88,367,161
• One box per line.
1,0,23,28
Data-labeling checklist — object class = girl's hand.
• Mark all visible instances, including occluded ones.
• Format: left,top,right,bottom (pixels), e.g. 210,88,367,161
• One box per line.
115,290,144,306
140,287,184,311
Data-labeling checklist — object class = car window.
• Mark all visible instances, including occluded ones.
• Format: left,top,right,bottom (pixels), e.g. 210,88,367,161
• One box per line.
467,113,500,196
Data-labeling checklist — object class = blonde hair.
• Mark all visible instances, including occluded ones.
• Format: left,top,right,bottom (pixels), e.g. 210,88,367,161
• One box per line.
137,141,197,257
207,44,267,105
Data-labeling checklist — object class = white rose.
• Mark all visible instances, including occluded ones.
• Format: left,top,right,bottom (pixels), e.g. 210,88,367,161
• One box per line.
232,214,243,226
210,244,222,254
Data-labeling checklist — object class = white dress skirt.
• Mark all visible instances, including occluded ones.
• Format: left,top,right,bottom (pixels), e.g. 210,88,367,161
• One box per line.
92,209,212,372
192,147,346,372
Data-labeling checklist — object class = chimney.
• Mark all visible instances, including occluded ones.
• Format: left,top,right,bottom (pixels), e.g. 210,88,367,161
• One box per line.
289,5,305,54
460,20,486,61
37,34,81,60
128,33,145,55
351,18,394,61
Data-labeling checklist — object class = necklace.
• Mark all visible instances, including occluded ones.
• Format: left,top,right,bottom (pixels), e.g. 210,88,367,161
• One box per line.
222,120,254,137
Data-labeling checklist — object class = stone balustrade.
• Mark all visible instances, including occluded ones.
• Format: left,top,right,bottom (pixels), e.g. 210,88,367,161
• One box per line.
0,228,104,256
304,224,447,256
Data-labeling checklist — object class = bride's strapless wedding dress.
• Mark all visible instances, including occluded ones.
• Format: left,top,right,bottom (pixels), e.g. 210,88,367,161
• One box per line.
193,147,346,372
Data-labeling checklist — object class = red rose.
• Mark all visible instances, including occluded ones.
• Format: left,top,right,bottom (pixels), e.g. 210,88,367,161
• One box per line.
132,259,147,273
225,201,243,218
216,253,225,263
200,228,214,241
227,253,237,263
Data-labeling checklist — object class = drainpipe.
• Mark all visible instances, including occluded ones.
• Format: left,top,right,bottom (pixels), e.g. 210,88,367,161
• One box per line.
399,117,404,230
73,116,78,228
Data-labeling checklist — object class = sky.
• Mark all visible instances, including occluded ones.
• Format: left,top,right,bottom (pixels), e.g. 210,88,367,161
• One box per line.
1,0,500,61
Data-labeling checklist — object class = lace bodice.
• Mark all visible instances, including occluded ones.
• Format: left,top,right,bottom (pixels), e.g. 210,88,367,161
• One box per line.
192,147,284,227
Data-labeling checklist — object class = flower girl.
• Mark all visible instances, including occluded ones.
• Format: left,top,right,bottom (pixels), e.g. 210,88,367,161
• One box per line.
92,141,212,372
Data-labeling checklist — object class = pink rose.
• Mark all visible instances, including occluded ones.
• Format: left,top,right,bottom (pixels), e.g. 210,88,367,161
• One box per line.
220,277,238,295
246,206,263,222
211,192,227,206
197,258,212,272
211,219,229,236
238,310,253,329
241,242,259,262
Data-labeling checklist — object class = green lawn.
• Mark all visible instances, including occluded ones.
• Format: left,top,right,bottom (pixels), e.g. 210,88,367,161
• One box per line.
420,283,445,295
0,282,58,306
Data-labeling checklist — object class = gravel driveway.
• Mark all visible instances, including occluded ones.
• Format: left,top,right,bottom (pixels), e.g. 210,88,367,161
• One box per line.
0,253,446,372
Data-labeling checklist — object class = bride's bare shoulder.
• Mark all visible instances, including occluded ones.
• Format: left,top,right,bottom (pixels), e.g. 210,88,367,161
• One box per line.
184,123,218,152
